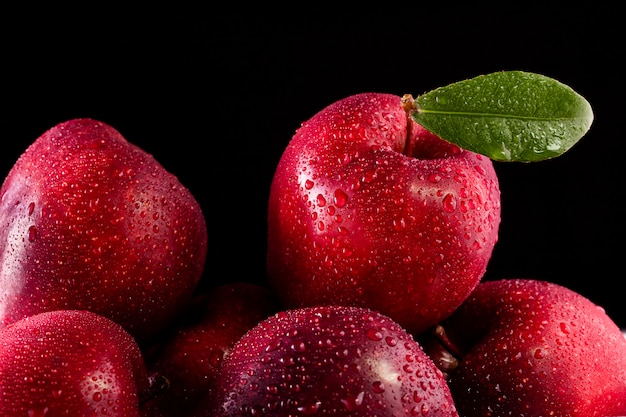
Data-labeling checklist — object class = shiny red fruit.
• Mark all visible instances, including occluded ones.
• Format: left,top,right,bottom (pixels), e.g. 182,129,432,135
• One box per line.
423,278,626,416
201,305,458,416
0,118,208,343
0,309,152,417
267,92,501,335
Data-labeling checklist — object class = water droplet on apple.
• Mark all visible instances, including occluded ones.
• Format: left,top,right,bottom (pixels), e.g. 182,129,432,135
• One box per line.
305,179,314,190
385,336,397,346
533,348,545,359
428,173,441,183
333,189,348,208
372,381,385,393
366,328,383,341
316,194,326,207
28,202,35,216
341,391,365,411
413,390,423,402
442,194,456,213
28,225,37,242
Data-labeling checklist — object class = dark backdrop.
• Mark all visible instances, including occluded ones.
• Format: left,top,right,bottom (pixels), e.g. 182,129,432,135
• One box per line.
2,7,623,327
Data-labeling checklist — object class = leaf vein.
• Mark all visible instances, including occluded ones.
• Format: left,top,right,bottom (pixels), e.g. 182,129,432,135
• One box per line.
419,109,585,121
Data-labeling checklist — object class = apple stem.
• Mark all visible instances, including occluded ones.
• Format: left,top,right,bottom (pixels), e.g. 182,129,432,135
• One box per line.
420,324,463,380
401,94,418,156
432,324,463,357
139,373,171,406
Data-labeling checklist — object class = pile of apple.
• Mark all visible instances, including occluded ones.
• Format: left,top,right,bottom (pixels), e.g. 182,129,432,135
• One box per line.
0,72,624,417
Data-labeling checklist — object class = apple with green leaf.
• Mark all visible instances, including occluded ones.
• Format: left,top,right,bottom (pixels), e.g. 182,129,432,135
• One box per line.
0,118,208,343
267,71,593,336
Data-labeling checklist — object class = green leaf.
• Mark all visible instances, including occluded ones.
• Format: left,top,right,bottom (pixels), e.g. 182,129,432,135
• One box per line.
411,71,594,162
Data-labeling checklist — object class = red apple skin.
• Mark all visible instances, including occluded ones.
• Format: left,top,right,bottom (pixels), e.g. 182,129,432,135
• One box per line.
427,278,626,416
147,282,281,416
0,118,208,343
200,305,459,417
267,92,501,336
0,309,151,417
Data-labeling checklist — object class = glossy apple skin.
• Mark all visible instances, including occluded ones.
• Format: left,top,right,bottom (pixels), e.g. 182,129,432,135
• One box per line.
147,282,280,416
433,278,626,416
0,118,208,343
201,305,459,417
0,309,151,417
267,92,501,336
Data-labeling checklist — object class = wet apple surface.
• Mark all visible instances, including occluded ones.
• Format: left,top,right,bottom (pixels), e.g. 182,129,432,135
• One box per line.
202,305,459,416
0,119,208,344
420,278,626,416
0,310,151,416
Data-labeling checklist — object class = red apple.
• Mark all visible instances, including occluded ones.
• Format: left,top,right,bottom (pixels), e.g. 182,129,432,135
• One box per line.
147,282,280,416
200,304,458,416
420,278,626,416
0,309,153,416
0,118,208,343
267,92,501,335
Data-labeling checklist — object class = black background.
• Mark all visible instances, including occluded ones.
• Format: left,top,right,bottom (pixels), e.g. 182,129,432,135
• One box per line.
2,7,623,327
